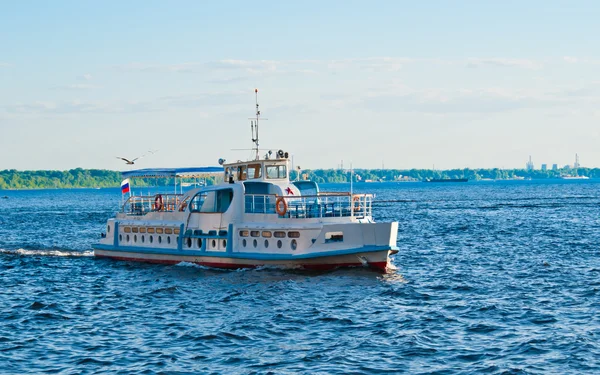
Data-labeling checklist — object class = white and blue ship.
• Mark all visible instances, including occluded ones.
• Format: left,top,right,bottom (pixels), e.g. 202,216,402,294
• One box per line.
93,91,398,272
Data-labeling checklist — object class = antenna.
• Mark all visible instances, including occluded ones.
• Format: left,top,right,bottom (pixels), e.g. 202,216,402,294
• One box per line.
249,89,267,160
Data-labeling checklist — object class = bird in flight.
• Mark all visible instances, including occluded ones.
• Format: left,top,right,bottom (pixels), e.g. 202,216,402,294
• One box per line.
116,155,145,165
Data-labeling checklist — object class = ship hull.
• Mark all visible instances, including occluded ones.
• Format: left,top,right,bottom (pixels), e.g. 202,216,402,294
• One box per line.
92,246,395,272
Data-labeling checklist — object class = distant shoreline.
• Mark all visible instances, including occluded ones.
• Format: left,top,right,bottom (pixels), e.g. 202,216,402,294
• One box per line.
1,167,599,190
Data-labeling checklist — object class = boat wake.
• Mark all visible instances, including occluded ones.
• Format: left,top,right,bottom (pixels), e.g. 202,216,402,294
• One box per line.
0,248,94,257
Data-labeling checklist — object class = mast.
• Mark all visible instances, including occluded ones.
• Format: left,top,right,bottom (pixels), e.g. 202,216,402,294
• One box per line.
250,89,261,160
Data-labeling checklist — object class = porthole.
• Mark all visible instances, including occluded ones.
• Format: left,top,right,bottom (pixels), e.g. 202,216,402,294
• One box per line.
158,236,162,244
107,226,111,233
134,235,137,243
141,235,145,243
288,231,300,238
187,237,192,248
149,236,154,243
239,230,249,237
139,227,147,233
147,228,155,234
165,228,173,235
243,239,247,247
212,239,216,248
253,239,258,248
277,240,282,248
119,234,123,242
132,227,139,233
264,240,269,248
274,231,286,238
262,231,272,238
124,227,131,233
156,228,164,234
197,238,202,248
223,240,227,248
126,234,130,242
167,236,171,244
250,230,260,237
291,239,297,250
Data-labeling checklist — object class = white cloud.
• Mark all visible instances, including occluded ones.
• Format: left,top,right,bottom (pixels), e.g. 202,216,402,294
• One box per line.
77,73,93,81
466,58,542,70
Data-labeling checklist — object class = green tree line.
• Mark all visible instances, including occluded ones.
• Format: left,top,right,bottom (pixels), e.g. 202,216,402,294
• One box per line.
1,167,599,190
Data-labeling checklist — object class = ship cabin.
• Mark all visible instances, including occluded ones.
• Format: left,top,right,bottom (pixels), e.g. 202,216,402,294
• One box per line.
117,156,373,225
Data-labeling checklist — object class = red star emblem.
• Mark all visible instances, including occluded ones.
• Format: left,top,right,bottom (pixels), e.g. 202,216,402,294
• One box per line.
285,187,294,195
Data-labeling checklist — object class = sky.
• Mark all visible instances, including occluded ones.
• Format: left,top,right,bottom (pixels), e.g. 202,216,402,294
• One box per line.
1,0,599,171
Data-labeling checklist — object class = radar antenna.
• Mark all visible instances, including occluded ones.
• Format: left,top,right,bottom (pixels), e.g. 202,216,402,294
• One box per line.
249,89,267,160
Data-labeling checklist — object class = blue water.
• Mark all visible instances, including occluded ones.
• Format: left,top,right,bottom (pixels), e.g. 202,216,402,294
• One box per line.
1,180,599,374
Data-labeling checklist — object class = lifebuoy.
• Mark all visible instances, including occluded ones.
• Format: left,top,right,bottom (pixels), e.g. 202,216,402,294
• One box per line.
154,194,164,211
275,197,288,216
352,195,362,211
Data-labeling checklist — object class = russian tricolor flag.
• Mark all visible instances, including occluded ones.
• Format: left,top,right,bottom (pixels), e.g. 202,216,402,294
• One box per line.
121,179,130,194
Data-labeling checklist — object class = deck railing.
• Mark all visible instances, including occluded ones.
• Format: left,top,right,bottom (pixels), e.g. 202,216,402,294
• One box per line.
121,194,184,215
244,193,372,218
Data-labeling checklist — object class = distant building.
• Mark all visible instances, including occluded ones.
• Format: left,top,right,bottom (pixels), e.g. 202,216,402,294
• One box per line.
526,156,534,171
541,164,547,171
574,154,580,169
552,164,558,171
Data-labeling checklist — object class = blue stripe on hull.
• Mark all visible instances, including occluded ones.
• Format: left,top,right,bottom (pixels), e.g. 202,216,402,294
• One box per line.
92,243,397,261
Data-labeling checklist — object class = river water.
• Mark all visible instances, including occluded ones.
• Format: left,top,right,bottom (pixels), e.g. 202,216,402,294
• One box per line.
1,180,599,374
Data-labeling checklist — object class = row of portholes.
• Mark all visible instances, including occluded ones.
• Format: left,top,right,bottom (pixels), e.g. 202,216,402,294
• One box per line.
242,238,297,250
122,226,180,235
185,237,227,249
239,230,300,239
119,233,172,245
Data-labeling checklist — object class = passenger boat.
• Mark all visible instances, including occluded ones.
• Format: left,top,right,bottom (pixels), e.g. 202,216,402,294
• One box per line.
93,91,399,272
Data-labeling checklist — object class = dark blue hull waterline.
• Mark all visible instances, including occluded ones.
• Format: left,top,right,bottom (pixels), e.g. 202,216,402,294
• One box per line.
1,180,599,374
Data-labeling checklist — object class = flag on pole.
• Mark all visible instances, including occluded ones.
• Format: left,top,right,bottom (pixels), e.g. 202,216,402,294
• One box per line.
121,179,130,194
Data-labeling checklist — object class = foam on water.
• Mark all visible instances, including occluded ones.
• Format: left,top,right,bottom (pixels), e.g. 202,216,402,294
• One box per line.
0,248,94,257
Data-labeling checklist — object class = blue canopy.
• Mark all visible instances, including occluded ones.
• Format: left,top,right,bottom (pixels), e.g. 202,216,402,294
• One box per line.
122,166,224,178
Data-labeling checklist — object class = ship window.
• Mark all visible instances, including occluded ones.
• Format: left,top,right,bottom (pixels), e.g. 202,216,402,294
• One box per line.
274,231,286,238
156,228,164,234
247,163,262,179
277,240,282,249
250,231,260,237
124,227,131,233
147,228,155,234
291,239,297,250
253,239,258,248
174,228,180,235
325,232,344,242
187,238,192,248
126,235,130,242
243,239,247,247
167,236,171,244
262,231,272,238
264,240,269,248
119,234,123,242
107,225,110,233
165,228,173,235
141,235,145,243
197,238,202,248
139,227,147,233
237,165,247,181
134,235,137,243
149,236,153,243
266,165,287,179
158,236,162,244
223,239,227,248
288,231,300,238
239,230,249,237
190,189,234,213
212,239,216,248
132,227,139,233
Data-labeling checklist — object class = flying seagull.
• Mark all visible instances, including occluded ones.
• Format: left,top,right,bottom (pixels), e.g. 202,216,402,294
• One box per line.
116,155,145,165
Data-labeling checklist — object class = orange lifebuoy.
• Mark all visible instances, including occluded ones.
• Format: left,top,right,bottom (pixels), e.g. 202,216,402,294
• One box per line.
154,194,164,211
352,195,362,211
275,197,288,216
